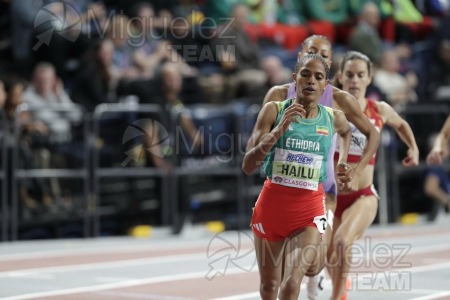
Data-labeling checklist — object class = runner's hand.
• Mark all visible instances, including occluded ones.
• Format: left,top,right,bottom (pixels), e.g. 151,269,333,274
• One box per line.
276,103,306,133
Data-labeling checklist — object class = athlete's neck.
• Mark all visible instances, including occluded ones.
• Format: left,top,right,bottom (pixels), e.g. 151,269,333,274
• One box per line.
301,103,319,118
358,97,367,111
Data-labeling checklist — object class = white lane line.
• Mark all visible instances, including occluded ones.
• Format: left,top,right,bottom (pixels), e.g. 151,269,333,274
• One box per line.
0,252,209,278
0,264,257,300
209,261,450,300
2,254,450,300
402,261,450,273
0,231,249,261
405,289,448,295
96,291,193,300
409,291,450,300
4,272,55,280
0,241,212,261
2,241,449,278
210,292,260,300
210,283,305,300
93,277,137,283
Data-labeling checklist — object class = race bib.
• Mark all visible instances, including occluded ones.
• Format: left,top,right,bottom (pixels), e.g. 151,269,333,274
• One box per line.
336,122,379,157
271,148,323,191
348,125,367,157
313,214,327,234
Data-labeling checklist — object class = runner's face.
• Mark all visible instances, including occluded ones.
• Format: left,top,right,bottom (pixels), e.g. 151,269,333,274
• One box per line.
295,58,327,104
298,39,332,68
339,59,372,101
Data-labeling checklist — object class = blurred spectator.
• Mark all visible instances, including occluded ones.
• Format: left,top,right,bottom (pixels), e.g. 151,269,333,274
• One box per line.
261,55,291,88
31,0,87,81
126,119,173,173
167,15,207,70
300,0,348,25
392,0,434,42
428,39,450,101
104,0,178,16
131,2,168,78
415,0,450,16
276,0,336,43
348,0,397,42
424,133,450,222
71,39,120,112
349,2,384,66
131,2,196,78
240,0,313,49
22,62,79,143
10,0,43,77
157,62,202,150
245,0,278,25
0,79,5,109
427,116,450,166
3,76,54,213
394,42,415,75
204,0,241,24
213,3,267,99
276,0,306,24
79,1,109,38
349,0,386,16
439,14,450,40
3,77,29,128
23,63,71,106
133,63,202,171
373,49,418,110
0,0,10,43
107,15,142,79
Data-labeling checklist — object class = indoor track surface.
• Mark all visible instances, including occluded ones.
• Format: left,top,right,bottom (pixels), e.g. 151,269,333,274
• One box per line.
1,215,450,300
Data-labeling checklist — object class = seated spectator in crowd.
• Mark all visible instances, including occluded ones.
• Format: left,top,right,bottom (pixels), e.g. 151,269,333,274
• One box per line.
373,49,418,110
245,0,278,25
3,76,54,213
130,63,202,171
301,0,348,25
10,0,42,78
79,1,110,38
392,0,434,42
427,116,450,166
275,0,306,24
13,0,106,82
71,39,120,112
213,3,267,100
22,63,79,143
130,2,196,78
0,79,5,109
165,15,225,102
3,77,31,130
349,2,384,66
107,15,142,79
204,0,242,24
103,0,178,17
265,0,337,45
23,63,71,106
394,43,415,75
428,39,450,101
348,0,397,42
424,133,450,221
167,15,208,70
261,55,291,90
157,63,202,149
